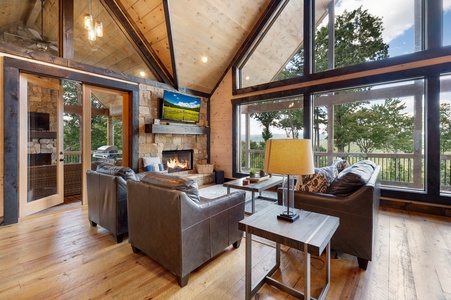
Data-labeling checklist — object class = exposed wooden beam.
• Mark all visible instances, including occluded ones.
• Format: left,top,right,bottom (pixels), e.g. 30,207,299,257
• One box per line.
59,0,74,59
102,0,175,87
25,0,42,28
163,0,178,90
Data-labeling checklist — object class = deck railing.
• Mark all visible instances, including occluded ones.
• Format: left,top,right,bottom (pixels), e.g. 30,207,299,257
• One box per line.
241,149,451,192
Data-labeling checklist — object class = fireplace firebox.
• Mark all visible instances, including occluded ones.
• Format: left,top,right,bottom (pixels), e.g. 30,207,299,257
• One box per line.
162,150,194,173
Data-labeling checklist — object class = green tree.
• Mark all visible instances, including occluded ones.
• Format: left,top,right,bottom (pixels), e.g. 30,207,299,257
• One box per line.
334,102,367,152
313,106,327,151
315,6,389,72
373,98,414,153
62,80,82,152
250,111,280,141
277,109,303,138
317,7,389,152
440,103,451,154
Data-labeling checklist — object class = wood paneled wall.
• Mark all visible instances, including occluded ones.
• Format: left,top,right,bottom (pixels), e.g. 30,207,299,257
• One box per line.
210,69,234,178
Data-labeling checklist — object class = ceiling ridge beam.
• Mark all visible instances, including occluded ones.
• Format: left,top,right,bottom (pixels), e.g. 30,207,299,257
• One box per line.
102,0,175,87
210,0,289,96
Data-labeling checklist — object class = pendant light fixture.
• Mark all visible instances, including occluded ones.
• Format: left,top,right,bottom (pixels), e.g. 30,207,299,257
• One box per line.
95,0,103,37
84,0,93,30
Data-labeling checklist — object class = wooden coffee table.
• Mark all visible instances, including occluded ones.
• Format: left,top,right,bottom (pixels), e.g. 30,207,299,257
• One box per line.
238,205,339,300
223,176,283,214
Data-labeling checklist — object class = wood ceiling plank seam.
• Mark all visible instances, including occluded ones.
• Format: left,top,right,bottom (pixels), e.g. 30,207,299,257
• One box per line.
132,3,165,34
102,0,174,86
141,21,168,46
207,0,271,33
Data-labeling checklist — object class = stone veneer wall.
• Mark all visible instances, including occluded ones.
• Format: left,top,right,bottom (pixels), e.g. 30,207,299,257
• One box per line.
27,81,58,164
137,84,210,174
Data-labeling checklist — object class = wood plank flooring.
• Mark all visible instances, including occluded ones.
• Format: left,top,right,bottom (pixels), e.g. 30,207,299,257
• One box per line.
0,206,450,299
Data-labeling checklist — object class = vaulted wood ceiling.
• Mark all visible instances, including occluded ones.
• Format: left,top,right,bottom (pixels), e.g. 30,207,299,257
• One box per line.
0,0,333,95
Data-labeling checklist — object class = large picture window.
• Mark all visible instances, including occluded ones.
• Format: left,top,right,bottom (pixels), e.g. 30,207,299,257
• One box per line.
440,74,451,194
314,80,424,190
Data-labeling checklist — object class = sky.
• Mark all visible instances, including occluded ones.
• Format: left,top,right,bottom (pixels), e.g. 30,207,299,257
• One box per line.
164,92,200,109
248,0,451,137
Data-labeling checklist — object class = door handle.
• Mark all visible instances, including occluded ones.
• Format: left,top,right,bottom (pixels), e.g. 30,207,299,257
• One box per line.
59,158,64,162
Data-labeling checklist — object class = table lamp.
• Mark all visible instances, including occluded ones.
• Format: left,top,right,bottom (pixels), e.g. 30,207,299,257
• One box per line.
264,138,314,222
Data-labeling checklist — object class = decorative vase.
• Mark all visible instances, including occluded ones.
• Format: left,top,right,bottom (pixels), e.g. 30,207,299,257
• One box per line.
259,170,265,177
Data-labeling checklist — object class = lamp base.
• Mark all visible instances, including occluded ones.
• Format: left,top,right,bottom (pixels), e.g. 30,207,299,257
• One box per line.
277,212,299,222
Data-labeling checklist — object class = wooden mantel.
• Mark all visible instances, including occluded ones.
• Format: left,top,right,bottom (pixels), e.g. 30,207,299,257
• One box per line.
145,124,209,135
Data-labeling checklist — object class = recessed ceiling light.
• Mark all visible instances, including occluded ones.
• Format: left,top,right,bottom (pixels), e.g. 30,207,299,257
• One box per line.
245,76,250,80
139,71,145,77
201,56,208,63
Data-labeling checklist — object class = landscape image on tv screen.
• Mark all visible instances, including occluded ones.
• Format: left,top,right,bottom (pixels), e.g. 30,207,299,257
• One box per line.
162,91,201,123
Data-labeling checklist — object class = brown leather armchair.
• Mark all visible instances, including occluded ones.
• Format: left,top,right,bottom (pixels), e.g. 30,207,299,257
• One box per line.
86,164,138,243
127,173,245,287
279,164,381,270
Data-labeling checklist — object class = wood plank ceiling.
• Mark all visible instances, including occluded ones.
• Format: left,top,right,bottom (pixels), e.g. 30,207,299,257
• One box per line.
0,0,332,95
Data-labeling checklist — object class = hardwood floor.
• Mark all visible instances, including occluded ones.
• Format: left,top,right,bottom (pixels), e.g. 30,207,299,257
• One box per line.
0,206,450,299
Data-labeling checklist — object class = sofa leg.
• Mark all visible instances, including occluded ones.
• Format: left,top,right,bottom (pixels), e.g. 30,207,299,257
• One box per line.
233,238,242,249
131,246,141,254
89,220,97,227
357,257,369,270
177,274,189,287
115,234,124,243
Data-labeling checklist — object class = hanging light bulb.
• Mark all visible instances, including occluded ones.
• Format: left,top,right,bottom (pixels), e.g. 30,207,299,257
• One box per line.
94,0,103,37
84,13,93,30
95,20,103,37
88,28,96,41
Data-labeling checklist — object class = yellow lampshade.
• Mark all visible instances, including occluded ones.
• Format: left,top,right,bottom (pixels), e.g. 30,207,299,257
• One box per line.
264,138,314,175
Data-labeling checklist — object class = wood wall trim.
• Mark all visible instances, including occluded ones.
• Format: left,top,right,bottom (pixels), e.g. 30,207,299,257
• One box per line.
3,66,20,224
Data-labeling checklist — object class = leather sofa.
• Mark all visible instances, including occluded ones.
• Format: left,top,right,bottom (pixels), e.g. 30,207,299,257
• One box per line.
86,163,138,243
278,160,381,270
127,172,245,287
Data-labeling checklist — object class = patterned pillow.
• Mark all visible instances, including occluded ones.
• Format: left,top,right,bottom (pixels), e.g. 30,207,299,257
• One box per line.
332,158,350,173
296,166,338,193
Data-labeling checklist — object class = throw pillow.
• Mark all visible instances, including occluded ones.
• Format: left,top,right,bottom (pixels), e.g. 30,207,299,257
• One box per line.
140,172,200,202
296,166,338,193
332,158,350,173
326,161,375,195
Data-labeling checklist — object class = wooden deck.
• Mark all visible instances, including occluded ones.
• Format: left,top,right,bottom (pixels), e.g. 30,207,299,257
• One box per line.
0,206,450,299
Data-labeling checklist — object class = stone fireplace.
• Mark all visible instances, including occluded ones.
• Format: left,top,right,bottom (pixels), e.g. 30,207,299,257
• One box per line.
162,150,194,173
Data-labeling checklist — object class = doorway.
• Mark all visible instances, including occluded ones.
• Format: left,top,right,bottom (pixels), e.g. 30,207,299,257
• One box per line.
18,76,131,217
19,74,64,217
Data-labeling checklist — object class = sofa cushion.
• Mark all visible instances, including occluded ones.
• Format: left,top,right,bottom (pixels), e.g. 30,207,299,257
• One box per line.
140,172,200,202
96,163,137,181
326,160,375,195
332,158,350,173
296,166,338,193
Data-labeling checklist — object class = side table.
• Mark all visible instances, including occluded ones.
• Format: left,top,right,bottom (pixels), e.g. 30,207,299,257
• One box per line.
238,205,339,300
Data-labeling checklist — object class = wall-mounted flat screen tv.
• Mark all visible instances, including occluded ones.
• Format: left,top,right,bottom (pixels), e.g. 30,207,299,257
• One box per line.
29,112,50,131
161,90,201,123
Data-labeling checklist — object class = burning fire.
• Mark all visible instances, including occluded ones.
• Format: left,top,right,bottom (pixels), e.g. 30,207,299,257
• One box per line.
167,158,188,169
